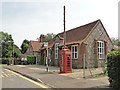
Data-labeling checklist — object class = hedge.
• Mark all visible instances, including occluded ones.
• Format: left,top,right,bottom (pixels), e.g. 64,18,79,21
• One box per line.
107,50,120,88
14,58,21,65
0,58,9,64
26,55,40,64
0,58,21,65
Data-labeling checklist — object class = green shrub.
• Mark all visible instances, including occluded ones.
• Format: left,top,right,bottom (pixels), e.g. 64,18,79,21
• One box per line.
14,58,21,65
26,55,36,64
1,58,9,64
107,50,120,88
0,58,22,65
100,60,107,75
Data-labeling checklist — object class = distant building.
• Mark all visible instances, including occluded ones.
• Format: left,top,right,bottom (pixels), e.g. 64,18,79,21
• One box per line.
25,34,45,55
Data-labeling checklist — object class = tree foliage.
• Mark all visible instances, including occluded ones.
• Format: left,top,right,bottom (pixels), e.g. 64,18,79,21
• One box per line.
14,45,22,58
20,39,30,54
111,37,120,46
37,33,56,42
0,31,22,58
44,33,56,42
107,50,120,88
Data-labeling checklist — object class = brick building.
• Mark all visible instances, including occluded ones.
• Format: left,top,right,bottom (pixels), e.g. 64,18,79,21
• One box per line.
40,19,114,68
25,35,45,55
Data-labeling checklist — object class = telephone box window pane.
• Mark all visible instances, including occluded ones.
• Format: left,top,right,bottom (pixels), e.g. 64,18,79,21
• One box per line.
61,55,64,71
66,54,71,71
67,55,70,67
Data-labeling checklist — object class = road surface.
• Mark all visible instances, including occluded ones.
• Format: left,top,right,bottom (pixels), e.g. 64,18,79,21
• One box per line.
1,68,47,89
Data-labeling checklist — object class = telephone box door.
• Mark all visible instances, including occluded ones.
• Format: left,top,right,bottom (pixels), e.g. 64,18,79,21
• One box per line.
59,49,72,73
66,54,72,73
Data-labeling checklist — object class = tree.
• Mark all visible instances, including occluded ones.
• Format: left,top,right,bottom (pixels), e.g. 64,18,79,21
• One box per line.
21,39,29,54
14,45,22,58
0,31,22,58
37,33,56,42
0,31,13,58
0,31,13,42
111,37,120,46
44,33,56,42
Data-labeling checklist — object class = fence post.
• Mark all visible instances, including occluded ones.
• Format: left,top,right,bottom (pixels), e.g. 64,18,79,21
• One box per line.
36,56,37,65
83,53,86,78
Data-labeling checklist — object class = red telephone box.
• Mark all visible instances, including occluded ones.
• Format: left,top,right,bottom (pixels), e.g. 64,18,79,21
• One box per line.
59,49,72,73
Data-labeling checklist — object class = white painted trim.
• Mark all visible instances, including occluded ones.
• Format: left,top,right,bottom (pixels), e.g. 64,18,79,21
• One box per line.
97,41,105,59
55,43,59,59
71,45,78,59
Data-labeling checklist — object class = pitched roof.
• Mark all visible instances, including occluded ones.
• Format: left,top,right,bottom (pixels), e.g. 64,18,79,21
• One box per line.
30,40,42,51
48,19,100,47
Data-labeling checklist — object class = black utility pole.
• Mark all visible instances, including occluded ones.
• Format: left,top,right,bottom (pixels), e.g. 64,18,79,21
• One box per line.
63,6,66,49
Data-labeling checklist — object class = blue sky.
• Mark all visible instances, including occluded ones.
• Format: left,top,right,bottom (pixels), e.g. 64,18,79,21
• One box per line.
1,0,119,48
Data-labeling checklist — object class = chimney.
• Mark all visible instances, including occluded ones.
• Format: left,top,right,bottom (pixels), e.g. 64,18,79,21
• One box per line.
40,34,45,43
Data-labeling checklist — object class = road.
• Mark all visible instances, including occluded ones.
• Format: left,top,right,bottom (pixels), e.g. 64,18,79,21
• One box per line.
1,68,47,89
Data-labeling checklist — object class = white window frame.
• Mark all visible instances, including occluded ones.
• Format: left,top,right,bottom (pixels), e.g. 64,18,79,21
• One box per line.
97,41,105,59
55,43,59,59
71,45,78,59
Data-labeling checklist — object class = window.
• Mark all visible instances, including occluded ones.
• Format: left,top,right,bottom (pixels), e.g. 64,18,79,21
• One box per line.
55,43,59,59
71,45,78,59
97,41,104,59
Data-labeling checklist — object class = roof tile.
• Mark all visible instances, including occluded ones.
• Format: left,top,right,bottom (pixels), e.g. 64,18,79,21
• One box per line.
48,19,99,47
30,40,42,51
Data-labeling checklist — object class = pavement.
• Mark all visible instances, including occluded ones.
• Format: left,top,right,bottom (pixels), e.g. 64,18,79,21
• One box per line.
2,65,110,88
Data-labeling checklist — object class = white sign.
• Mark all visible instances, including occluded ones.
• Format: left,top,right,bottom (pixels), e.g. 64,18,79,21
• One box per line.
44,42,48,47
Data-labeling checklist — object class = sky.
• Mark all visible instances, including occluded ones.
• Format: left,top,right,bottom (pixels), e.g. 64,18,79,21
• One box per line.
1,0,120,48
